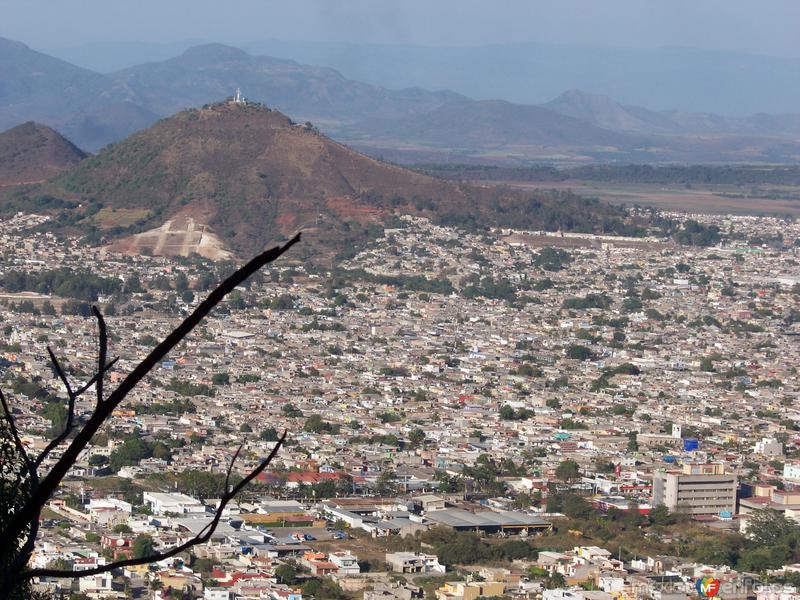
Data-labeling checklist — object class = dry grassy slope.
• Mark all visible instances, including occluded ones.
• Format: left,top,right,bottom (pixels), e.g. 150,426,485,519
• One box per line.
35,103,462,256
18,101,628,259
0,122,87,186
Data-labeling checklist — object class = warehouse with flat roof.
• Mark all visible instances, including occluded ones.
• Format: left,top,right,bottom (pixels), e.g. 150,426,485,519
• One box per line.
425,508,551,534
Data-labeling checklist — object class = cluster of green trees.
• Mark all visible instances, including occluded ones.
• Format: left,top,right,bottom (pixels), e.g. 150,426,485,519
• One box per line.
674,220,721,247
537,494,800,575
274,563,348,600
237,373,261,383
379,366,409,377
5,300,58,316
0,194,79,215
554,460,581,481
301,319,347,333
461,454,525,495
259,427,280,441
109,434,172,472
262,293,296,310
559,418,588,430
532,248,572,271
165,378,214,397
461,275,517,301
211,373,230,386
563,293,612,310
60,300,96,316
175,470,243,500
591,362,642,390
348,433,401,447
368,183,632,238
513,363,544,377
687,509,800,573
295,478,354,500
377,411,401,424
565,344,595,361
135,398,196,415
335,268,455,296
279,403,303,419
408,429,426,448
399,526,539,566
10,376,58,404
304,414,341,434
499,404,535,421
1,268,120,302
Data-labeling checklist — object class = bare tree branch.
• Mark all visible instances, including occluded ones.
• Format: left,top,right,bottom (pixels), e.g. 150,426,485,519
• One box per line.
23,431,286,580
1,233,300,569
32,355,119,472
226,444,243,491
74,357,119,397
92,307,107,407
1,388,41,579
0,389,35,482
33,348,79,470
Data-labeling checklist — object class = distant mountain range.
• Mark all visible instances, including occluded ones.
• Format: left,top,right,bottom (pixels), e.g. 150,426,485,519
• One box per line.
339,92,800,165
3,102,629,260
46,39,800,116
2,36,799,163
543,89,800,138
0,38,158,151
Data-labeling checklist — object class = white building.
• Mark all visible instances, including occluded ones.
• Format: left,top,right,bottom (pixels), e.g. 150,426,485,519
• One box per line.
652,464,737,516
329,552,361,576
78,573,114,594
143,492,205,515
784,463,800,481
386,552,445,574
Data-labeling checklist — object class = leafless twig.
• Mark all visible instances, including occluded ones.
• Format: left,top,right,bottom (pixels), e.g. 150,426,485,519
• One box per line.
0,389,35,483
24,431,285,580
0,233,300,596
92,307,107,408
32,351,118,471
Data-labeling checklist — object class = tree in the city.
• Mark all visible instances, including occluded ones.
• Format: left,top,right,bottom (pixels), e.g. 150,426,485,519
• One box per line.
0,234,300,599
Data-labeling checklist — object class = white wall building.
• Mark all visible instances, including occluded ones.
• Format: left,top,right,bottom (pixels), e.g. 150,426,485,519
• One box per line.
143,492,205,515
784,463,800,481
329,552,361,576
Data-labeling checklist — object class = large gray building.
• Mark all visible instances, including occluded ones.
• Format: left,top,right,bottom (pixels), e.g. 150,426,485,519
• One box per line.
652,463,737,516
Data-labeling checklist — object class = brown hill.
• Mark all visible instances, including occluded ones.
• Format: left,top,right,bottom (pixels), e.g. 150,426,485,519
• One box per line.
11,101,631,260
0,122,87,186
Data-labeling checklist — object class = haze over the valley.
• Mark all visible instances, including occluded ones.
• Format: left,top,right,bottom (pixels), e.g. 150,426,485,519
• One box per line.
2,1,799,164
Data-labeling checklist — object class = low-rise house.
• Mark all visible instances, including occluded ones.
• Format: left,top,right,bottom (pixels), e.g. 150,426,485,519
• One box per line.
386,552,445,574
329,552,361,576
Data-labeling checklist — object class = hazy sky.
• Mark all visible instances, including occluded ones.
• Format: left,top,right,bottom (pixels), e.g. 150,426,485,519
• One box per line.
2,0,800,57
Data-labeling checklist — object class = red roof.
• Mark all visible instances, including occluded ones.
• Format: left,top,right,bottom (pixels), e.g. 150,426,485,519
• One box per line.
212,570,270,587
287,471,342,483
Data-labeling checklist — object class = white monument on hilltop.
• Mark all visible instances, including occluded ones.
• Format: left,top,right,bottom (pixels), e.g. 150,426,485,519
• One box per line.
232,88,245,104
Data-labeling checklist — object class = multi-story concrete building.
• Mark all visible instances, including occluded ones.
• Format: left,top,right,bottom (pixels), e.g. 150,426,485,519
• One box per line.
784,462,800,482
386,552,445,574
652,463,737,516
